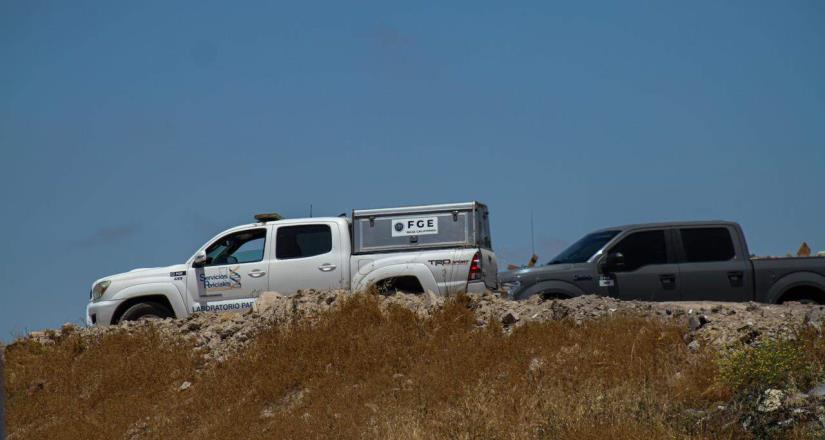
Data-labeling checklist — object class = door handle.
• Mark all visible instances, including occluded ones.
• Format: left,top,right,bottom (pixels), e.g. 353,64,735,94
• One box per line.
659,274,676,288
318,264,336,272
727,271,744,287
248,270,266,278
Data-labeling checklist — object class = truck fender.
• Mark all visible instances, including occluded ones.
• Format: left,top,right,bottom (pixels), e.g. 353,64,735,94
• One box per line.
514,280,586,302
352,263,440,295
109,282,188,318
765,272,825,304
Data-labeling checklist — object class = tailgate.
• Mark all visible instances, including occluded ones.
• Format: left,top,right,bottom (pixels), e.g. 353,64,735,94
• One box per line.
479,248,498,290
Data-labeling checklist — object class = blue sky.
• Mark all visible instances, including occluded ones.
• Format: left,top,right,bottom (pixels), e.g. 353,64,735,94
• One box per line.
1,1,824,338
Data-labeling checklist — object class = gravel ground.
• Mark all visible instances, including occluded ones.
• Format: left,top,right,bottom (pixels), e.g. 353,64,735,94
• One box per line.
20,290,825,363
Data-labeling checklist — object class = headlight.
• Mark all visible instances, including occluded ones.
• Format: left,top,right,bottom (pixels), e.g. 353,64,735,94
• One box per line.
501,281,521,292
501,281,521,300
92,280,111,301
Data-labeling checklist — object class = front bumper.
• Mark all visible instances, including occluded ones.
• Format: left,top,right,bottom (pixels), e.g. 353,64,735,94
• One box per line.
500,283,523,300
86,299,121,326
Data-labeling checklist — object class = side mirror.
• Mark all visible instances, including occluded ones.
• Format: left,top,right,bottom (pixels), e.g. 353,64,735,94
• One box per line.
598,252,625,274
192,250,208,268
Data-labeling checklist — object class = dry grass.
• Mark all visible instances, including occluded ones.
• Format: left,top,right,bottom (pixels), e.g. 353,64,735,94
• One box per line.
7,294,817,439
5,328,198,439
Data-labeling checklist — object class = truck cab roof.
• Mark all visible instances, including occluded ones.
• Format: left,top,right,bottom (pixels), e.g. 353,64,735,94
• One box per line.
594,220,740,233
214,217,351,237
252,216,351,226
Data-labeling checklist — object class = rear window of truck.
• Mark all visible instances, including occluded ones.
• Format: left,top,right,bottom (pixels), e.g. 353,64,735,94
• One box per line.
276,225,332,259
679,228,735,263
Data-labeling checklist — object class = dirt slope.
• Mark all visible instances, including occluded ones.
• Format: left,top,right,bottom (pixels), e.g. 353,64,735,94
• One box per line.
27,290,824,363
7,291,825,439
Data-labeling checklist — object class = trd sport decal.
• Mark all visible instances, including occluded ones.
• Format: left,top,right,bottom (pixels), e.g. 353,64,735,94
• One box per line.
428,259,469,266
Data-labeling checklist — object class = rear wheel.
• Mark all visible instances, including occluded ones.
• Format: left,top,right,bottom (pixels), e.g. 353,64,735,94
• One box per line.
784,297,822,305
118,302,174,322
779,288,825,305
374,277,425,295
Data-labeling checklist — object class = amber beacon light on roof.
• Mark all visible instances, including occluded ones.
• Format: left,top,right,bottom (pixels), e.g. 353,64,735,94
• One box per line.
254,212,283,222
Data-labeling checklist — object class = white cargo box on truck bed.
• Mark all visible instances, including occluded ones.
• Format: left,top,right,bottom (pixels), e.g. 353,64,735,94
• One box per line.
352,201,492,254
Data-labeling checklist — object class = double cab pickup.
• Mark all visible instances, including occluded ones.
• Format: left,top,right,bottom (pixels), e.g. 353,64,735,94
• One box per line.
501,221,825,304
87,202,497,325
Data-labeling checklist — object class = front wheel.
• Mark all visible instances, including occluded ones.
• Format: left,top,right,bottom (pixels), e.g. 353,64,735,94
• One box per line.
538,291,571,301
118,302,174,323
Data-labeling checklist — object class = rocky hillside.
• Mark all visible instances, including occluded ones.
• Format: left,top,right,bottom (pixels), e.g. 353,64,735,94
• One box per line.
7,291,825,439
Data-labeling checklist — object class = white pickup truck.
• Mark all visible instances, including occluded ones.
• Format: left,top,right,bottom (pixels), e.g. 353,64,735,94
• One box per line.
87,202,498,325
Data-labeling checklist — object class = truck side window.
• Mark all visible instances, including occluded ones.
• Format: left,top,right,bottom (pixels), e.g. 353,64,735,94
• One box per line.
276,225,332,259
680,228,735,262
610,230,667,271
205,229,266,266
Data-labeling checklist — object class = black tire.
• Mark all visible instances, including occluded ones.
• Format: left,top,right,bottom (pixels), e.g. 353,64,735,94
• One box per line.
779,289,825,305
538,291,571,301
374,279,398,296
118,302,174,323
374,277,424,296
785,298,823,305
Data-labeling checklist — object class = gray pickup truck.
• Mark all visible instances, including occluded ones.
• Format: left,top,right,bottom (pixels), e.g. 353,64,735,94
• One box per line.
501,221,825,304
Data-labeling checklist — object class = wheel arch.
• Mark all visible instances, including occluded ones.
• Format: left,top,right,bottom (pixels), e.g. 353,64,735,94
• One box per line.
108,283,188,323
514,280,585,301
110,295,175,324
766,272,825,304
353,263,439,295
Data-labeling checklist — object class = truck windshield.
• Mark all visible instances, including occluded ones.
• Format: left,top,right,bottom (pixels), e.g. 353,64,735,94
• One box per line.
547,230,620,265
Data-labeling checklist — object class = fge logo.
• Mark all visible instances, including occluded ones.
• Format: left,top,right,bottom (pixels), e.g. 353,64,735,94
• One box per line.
391,216,439,237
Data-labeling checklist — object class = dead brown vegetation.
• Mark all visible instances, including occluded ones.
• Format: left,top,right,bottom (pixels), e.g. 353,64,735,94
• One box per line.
6,294,823,439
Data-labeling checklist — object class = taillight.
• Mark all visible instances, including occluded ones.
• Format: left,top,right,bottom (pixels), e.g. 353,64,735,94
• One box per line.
468,251,482,281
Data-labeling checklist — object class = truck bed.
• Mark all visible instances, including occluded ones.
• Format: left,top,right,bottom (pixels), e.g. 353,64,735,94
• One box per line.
751,256,825,303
